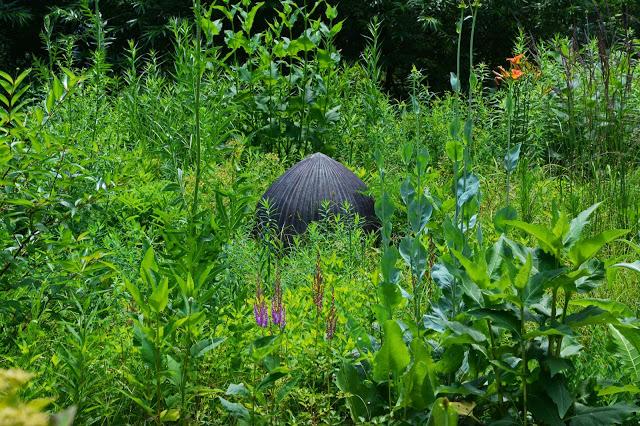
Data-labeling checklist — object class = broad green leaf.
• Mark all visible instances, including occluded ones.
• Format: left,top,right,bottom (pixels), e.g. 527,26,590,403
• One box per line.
525,324,573,339
52,75,64,100
608,325,640,382
121,391,154,415
458,276,483,307
567,403,637,425
504,143,521,173
399,236,427,281
191,337,225,358
218,397,249,420
451,249,489,288
416,147,430,175
226,383,250,397
326,4,338,19
408,195,433,233
456,174,479,208
373,320,411,382
160,409,180,421
140,247,158,286
336,361,377,421
565,306,617,328
404,340,436,409
200,18,223,42
399,357,436,410
570,299,633,318
612,261,640,274
330,20,344,36
250,335,281,361
468,308,520,335
450,72,461,92
463,117,473,146
493,206,517,233
443,216,464,250
257,369,288,391
375,191,395,223
545,357,572,377
149,277,169,313
444,320,487,343
124,278,143,308
431,263,455,292
515,254,533,290
504,220,560,257
445,140,464,162
400,178,415,205
563,202,601,248
505,90,513,114
568,229,628,265
428,397,459,426
381,246,401,285
597,384,640,396
547,376,573,418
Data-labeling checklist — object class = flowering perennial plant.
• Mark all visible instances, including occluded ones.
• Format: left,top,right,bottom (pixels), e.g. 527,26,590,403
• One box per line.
493,53,538,85
253,275,269,328
271,268,286,330
312,253,324,316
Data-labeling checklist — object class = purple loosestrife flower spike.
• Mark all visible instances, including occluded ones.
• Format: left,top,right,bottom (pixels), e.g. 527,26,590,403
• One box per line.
254,276,269,328
326,287,337,340
312,253,324,316
271,267,286,330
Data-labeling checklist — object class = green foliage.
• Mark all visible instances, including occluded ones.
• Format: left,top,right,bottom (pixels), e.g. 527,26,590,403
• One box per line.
1,1,640,424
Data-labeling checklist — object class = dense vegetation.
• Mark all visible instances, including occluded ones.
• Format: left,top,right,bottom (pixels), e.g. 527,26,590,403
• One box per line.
3,0,639,94
1,1,640,424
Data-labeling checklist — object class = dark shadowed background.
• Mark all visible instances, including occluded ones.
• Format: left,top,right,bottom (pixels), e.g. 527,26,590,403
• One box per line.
1,0,638,95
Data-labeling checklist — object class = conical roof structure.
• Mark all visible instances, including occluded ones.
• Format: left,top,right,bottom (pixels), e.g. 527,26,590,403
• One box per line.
256,153,376,236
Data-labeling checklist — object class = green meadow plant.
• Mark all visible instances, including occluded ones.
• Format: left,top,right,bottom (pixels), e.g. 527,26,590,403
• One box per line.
3,0,640,424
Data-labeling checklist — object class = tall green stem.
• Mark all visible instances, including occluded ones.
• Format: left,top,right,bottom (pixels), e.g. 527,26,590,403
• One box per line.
155,313,163,425
521,303,528,426
191,0,203,222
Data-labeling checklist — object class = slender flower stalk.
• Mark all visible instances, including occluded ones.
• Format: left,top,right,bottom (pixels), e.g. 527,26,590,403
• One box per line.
253,275,269,328
271,267,286,330
325,287,337,340
312,253,324,316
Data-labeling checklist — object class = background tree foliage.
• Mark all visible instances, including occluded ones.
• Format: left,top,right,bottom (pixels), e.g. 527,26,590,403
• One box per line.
2,0,639,94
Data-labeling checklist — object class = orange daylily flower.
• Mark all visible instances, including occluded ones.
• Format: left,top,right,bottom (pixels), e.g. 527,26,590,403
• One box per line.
510,69,524,80
507,54,525,66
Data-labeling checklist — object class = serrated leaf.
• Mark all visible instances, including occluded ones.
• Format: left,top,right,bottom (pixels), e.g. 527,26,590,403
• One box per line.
563,202,601,248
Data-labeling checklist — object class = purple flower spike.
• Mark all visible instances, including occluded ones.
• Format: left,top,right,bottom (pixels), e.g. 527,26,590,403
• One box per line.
326,288,337,340
271,268,286,331
254,276,269,328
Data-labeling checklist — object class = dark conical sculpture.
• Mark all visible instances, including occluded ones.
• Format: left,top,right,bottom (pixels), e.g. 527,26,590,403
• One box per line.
256,153,377,236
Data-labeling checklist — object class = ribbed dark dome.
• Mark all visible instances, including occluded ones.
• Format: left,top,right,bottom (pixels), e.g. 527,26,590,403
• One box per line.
256,153,376,236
